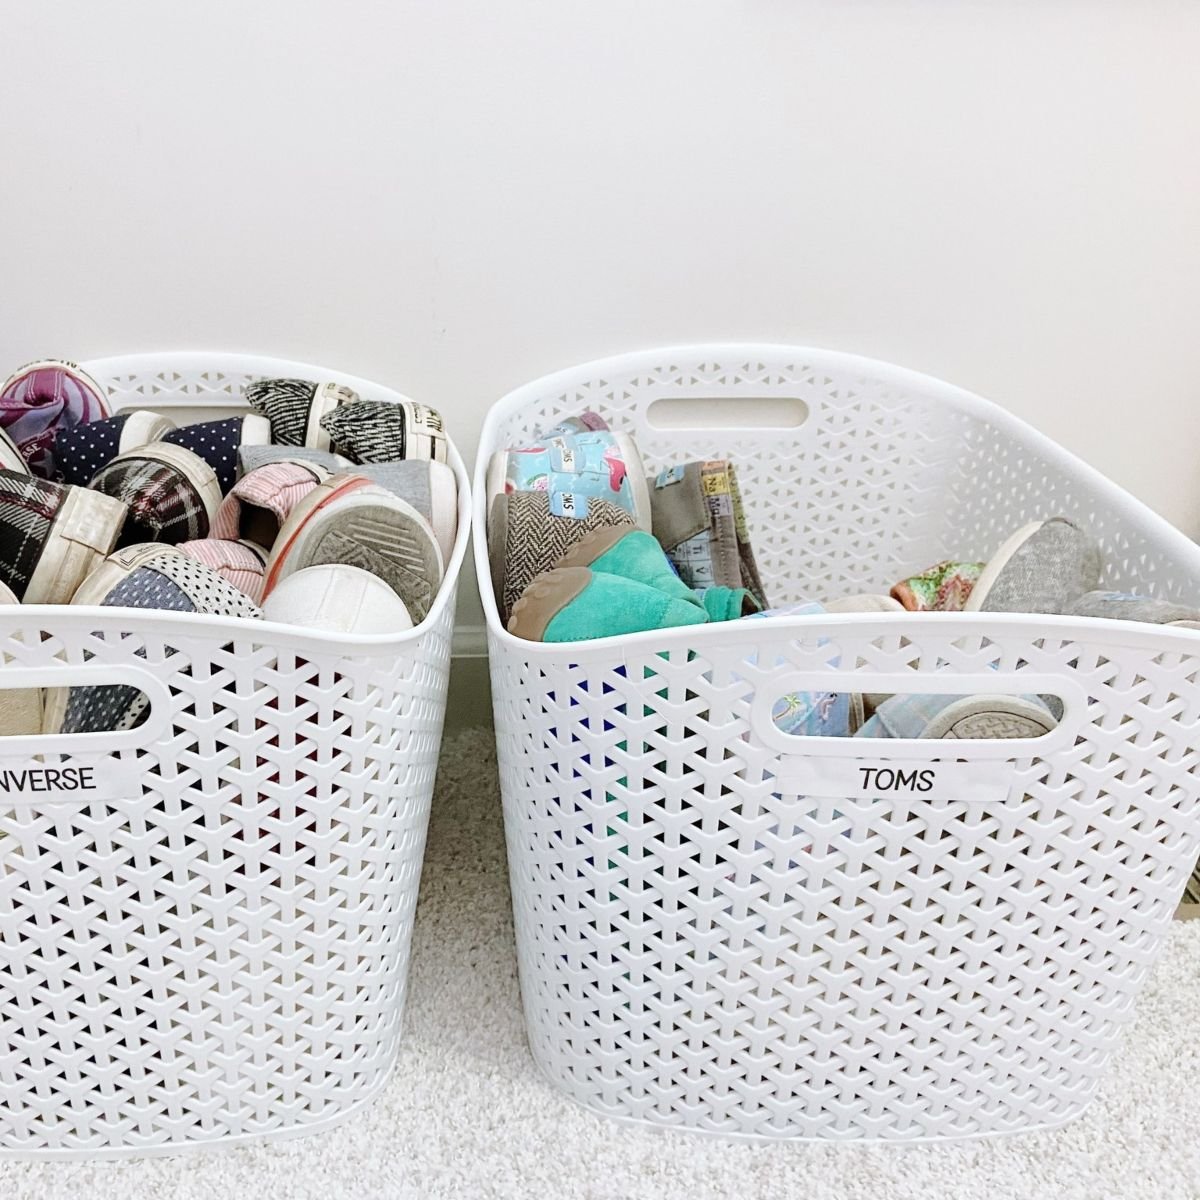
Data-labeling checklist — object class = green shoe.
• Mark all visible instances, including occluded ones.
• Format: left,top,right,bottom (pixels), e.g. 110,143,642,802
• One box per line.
508,566,709,642
700,586,760,622
556,527,704,611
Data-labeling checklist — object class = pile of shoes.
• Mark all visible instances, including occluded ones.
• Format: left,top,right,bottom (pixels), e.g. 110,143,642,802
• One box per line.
488,411,768,638
489,408,1200,744
0,359,457,736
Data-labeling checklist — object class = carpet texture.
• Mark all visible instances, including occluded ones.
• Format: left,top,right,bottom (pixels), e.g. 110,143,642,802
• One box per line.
3,728,1200,1199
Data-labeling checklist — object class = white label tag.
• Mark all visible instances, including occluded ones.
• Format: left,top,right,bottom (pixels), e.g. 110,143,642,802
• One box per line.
0,759,142,804
772,757,1016,804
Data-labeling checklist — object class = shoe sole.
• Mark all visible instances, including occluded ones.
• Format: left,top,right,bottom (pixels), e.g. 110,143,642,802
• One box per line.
922,695,1057,740
265,477,444,619
24,487,129,605
507,567,592,641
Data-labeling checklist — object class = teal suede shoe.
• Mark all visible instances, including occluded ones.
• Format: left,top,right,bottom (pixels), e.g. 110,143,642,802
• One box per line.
700,586,760,622
556,527,704,612
507,566,709,642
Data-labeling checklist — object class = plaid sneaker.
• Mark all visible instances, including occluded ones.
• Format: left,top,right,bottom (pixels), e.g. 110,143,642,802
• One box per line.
0,467,127,603
319,400,447,464
88,442,222,546
162,413,271,495
0,359,110,478
244,378,360,450
54,410,177,486
52,554,263,734
210,459,330,548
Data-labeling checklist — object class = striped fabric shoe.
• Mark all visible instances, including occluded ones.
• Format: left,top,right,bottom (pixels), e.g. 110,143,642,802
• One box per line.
54,410,177,486
244,378,360,450
51,554,263,735
178,537,268,603
162,413,271,494
0,359,111,478
319,399,447,464
0,468,127,603
210,459,330,549
89,443,222,546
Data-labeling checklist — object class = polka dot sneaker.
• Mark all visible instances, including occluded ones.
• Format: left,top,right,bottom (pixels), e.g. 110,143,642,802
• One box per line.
54,409,177,486
0,467,128,603
88,442,222,546
162,413,271,495
50,553,263,735
244,377,360,450
319,399,447,464
0,359,111,478
209,459,330,549
263,473,444,622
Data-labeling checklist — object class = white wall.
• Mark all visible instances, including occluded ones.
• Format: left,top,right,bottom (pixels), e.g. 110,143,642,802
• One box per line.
3,1,1198,643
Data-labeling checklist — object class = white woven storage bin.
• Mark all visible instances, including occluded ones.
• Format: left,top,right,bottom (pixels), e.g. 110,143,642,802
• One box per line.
0,353,470,1159
473,344,1200,1142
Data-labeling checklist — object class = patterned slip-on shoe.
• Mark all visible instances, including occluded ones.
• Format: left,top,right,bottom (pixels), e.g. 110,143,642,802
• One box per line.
50,554,263,735
0,359,111,478
178,537,268,603
648,460,767,608
0,468,127,603
237,443,354,480
209,460,330,549
54,410,177,486
357,459,458,564
488,430,651,531
964,517,1101,615
891,560,984,611
263,473,444,622
244,377,360,450
319,399,448,465
541,411,609,437
89,442,223,547
0,578,43,735
262,563,413,634
488,490,634,623
162,414,271,495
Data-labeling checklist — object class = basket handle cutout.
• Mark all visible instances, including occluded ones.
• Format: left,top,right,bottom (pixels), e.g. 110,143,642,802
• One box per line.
644,396,808,431
748,670,1085,761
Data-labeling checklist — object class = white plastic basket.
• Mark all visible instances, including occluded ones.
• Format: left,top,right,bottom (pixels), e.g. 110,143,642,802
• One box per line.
473,344,1200,1142
0,353,470,1159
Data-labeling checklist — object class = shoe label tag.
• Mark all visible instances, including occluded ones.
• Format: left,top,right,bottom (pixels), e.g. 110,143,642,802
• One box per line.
549,491,587,519
654,465,686,489
0,757,143,805
771,756,1016,805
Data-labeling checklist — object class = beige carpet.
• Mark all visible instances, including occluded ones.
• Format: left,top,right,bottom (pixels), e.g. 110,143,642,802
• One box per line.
2,729,1200,1199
